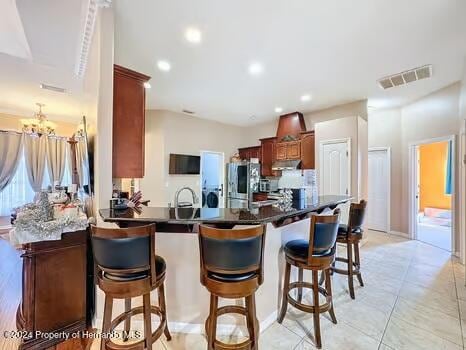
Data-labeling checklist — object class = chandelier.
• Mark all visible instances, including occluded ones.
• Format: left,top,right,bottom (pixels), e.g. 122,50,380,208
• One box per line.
21,103,56,136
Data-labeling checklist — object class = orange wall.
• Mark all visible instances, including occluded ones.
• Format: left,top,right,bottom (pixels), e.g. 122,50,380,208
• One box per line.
419,141,451,211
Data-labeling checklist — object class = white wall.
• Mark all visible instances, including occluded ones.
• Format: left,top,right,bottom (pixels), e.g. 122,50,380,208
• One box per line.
369,83,462,249
368,108,403,232
140,110,245,206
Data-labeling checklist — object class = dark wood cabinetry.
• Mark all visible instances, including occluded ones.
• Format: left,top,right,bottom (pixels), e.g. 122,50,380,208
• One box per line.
276,141,301,160
260,137,277,176
113,65,150,178
300,131,315,169
238,146,261,161
16,230,92,350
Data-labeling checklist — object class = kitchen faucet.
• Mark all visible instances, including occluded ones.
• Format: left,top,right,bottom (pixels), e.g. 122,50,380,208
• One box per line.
174,186,199,207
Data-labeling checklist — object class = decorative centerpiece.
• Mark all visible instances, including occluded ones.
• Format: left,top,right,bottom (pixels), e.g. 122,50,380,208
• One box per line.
9,187,89,245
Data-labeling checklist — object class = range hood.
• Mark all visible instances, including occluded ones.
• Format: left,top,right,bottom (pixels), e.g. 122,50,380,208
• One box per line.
272,160,301,171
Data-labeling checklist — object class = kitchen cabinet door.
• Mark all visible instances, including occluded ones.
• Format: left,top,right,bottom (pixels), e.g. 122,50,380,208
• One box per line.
260,138,276,176
286,141,301,159
113,65,150,178
276,143,287,160
249,147,261,160
300,131,315,169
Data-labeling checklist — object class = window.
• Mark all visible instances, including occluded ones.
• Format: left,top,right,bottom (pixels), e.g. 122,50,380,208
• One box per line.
0,148,74,216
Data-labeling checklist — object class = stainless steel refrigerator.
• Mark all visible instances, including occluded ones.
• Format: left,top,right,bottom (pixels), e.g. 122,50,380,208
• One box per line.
226,161,260,208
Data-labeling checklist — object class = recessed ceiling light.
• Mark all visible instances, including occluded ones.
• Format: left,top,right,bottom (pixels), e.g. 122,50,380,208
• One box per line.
248,62,264,76
143,82,151,89
185,27,202,44
157,60,171,72
274,107,283,113
301,94,312,102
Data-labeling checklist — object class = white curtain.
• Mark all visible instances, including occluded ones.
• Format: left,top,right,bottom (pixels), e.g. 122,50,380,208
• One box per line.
46,136,67,185
0,132,23,192
75,138,89,188
0,150,35,216
24,134,47,192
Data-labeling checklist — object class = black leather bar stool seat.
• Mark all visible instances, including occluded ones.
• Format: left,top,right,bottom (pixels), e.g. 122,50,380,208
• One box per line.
278,209,340,349
91,224,171,350
199,224,267,350
329,200,367,299
104,255,166,282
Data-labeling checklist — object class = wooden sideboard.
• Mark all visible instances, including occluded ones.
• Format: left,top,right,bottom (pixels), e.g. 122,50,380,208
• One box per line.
16,229,93,350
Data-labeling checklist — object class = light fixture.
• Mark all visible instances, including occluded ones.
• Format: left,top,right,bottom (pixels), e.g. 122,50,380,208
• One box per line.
185,27,202,44
301,94,312,102
143,82,151,89
21,103,56,137
157,60,171,72
248,62,264,76
274,107,283,113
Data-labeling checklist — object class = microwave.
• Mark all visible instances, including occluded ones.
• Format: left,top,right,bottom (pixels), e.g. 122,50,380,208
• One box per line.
259,179,270,192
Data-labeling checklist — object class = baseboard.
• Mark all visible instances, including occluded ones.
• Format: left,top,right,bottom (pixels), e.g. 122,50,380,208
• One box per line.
93,310,277,336
389,230,410,238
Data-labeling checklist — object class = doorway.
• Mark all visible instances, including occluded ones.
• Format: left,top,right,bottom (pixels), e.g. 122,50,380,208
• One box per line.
409,137,454,252
368,148,391,232
200,151,225,208
319,138,351,223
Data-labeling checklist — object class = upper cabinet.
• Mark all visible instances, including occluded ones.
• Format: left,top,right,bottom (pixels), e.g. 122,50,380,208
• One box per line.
276,141,301,160
238,146,261,161
113,65,150,178
260,137,277,176
300,131,315,169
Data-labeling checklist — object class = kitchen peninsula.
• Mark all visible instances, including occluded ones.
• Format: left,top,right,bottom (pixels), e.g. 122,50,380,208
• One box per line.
97,195,350,333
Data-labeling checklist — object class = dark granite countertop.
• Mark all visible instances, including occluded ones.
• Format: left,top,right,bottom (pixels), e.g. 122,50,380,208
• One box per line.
99,195,351,225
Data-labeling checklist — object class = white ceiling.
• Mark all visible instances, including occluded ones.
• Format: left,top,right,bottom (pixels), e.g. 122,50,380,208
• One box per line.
114,0,466,126
0,0,89,123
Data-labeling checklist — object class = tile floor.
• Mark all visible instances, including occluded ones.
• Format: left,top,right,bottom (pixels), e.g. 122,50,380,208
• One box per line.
89,230,466,350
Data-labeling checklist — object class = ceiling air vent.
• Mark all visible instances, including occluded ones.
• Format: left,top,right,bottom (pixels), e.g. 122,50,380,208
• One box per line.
377,64,432,90
40,83,67,93
182,109,195,115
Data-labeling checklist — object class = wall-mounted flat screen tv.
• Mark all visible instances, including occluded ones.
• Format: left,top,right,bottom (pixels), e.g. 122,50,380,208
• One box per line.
169,154,201,174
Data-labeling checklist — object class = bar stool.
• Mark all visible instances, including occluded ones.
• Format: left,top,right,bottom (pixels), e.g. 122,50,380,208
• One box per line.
331,200,367,299
198,224,267,350
277,209,340,349
91,224,171,350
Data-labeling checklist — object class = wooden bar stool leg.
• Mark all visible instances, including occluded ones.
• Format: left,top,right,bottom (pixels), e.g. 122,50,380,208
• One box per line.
277,261,291,323
347,242,355,299
325,269,337,324
207,294,218,350
318,270,325,286
297,267,304,303
312,270,322,349
246,294,259,350
123,298,131,341
101,295,113,350
143,293,152,349
158,283,172,341
354,242,364,287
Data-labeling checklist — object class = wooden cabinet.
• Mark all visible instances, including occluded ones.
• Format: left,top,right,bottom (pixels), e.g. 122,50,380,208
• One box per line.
276,141,301,160
238,146,261,160
300,131,315,169
260,137,276,176
16,230,92,350
113,65,151,178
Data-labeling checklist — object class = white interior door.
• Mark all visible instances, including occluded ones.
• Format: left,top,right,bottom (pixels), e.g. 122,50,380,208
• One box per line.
368,149,390,232
320,139,350,222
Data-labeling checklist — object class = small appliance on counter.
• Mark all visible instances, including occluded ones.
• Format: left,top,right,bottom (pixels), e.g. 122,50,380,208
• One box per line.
259,179,270,192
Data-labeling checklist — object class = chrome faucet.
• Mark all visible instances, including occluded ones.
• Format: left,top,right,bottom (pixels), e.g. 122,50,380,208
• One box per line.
174,186,199,207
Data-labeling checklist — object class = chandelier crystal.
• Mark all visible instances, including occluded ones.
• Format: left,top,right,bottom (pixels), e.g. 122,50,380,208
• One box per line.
21,103,56,136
